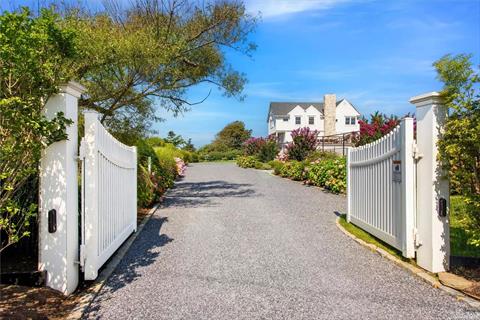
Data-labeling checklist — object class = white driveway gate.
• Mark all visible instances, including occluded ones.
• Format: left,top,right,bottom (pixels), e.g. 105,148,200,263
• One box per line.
80,111,137,280
347,118,415,258
39,83,138,294
347,93,450,273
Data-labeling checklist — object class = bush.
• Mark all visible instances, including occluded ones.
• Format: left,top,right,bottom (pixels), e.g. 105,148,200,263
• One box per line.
306,158,347,194
236,156,258,168
136,140,177,207
243,137,264,156
242,135,279,162
199,149,242,161
285,161,305,180
258,138,279,162
353,112,400,147
137,165,156,208
286,127,319,161
435,53,480,247
270,160,284,175
305,150,339,163
190,152,199,163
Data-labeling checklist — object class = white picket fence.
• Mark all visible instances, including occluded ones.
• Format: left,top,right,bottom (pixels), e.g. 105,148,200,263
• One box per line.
80,111,137,280
347,118,415,258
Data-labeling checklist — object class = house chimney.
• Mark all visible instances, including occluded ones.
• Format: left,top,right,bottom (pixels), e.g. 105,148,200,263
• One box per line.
324,94,336,136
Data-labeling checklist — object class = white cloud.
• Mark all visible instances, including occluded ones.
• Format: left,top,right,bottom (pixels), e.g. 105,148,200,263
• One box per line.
246,0,352,18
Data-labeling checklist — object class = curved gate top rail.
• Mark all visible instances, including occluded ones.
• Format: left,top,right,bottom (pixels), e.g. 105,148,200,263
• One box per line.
80,111,137,280
347,118,415,258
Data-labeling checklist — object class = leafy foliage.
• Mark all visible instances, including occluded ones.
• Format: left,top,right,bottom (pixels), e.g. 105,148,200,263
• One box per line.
286,127,319,161
65,0,257,142
0,8,77,251
199,120,252,161
242,135,279,162
353,112,400,147
212,121,252,150
305,158,347,194
236,156,258,168
434,53,480,247
270,153,346,194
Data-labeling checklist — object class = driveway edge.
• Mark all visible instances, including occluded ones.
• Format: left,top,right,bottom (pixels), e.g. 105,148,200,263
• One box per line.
67,203,161,320
335,217,480,309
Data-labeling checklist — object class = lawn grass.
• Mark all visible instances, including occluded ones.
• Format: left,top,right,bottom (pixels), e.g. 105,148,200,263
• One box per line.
337,214,410,262
339,196,480,261
450,195,480,258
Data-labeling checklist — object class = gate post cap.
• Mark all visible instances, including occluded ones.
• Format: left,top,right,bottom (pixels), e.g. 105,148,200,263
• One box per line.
409,92,443,107
60,81,86,98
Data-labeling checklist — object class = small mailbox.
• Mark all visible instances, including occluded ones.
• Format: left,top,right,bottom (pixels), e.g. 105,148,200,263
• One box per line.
438,198,447,218
48,209,57,233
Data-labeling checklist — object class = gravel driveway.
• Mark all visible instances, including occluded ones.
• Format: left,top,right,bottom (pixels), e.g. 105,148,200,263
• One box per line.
84,163,479,319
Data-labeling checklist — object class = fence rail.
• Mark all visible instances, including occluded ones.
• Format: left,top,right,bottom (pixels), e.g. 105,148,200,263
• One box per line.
80,111,137,280
347,118,415,258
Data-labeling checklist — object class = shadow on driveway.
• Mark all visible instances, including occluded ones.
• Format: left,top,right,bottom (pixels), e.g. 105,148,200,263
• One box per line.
162,180,257,208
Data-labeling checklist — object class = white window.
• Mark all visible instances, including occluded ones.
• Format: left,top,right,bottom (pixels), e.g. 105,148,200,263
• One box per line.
345,116,356,125
309,116,315,125
295,116,301,125
283,116,289,122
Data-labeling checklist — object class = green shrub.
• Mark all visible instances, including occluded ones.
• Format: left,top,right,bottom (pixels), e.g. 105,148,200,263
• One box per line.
190,152,199,163
306,158,346,194
200,149,242,161
137,165,156,208
286,161,305,180
136,140,177,207
236,155,258,168
258,139,279,162
305,150,339,163
270,160,284,175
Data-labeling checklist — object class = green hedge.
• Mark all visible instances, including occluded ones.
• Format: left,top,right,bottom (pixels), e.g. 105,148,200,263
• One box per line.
305,158,347,194
199,149,242,161
269,155,347,194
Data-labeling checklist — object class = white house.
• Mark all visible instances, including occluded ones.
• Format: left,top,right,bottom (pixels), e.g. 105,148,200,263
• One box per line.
267,94,361,145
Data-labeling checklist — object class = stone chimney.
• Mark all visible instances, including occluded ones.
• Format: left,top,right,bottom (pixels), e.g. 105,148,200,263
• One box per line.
324,94,336,136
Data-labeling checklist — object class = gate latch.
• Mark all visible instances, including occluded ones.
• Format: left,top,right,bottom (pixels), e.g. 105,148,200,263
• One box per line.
412,143,423,161
414,228,422,247
78,244,86,268
77,138,86,161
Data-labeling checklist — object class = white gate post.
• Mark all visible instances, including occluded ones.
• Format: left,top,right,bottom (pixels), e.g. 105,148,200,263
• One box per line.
39,81,85,295
401,118,415,258
410,92,450,273
346,147,352,223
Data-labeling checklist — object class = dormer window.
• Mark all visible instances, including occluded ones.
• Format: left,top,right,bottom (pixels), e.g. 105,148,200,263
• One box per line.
309,116,315,125
295,116,301,125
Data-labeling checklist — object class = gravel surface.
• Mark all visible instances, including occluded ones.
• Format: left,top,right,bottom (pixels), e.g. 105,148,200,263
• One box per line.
84,163,479,319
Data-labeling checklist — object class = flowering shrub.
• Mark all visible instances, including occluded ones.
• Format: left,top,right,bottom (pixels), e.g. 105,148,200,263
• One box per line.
306,158,346,194
278,161,305,180
276,149,288,162
243,137,264,156
286,127,319,161
236,155,258,168
353,113,400,147
242,135,279,162
175,157,187,176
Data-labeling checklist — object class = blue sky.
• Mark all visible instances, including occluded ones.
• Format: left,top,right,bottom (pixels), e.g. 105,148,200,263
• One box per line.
159,0,480,146
3,0,479,146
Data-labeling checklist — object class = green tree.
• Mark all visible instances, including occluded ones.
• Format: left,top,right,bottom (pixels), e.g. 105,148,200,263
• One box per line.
63,0,257,143
212,120,252,150
183,138,196,152
0,8,77,251
434,53,480,247
164,131,186,148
